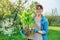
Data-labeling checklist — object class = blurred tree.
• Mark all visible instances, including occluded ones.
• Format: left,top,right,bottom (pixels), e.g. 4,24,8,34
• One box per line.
0,0,28,40
46,8,60,26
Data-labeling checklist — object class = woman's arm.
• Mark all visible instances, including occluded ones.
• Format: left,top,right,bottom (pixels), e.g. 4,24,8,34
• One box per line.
38,31,43,34
38,19,49,35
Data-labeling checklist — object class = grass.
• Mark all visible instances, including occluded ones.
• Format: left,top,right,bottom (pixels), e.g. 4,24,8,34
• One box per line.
47,30,60,40
48,26,60,40
49,26,60,31
0,26,60,40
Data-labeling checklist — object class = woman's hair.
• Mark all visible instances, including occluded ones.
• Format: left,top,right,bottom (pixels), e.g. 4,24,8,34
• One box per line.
36,5,43,10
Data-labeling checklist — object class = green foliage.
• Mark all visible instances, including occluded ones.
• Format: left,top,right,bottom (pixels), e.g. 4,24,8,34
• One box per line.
0,0,14,20
0,0,28,40
18,12,35,28
46,16,60,26
0,0,39,39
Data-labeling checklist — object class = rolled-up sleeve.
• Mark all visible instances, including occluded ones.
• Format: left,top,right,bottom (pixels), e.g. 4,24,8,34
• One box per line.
20,28,25,37
42,19,49,35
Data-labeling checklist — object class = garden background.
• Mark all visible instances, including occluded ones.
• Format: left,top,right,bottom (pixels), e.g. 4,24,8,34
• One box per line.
0,0,60,40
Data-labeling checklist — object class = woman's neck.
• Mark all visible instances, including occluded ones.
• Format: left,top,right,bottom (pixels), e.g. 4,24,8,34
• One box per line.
35,14,42,22
36,14,41,17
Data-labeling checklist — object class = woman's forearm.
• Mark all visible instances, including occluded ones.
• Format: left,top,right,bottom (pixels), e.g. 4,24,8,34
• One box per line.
38,30,44,34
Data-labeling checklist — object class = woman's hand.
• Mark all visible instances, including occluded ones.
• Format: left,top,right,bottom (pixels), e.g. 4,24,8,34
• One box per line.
34,29,43,34
38,30,44,34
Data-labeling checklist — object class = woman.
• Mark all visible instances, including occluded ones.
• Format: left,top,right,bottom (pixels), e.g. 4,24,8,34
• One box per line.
20,4,48,40
33,5,49,40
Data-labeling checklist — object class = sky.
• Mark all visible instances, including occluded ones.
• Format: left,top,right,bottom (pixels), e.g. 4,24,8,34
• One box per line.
10,0,60,15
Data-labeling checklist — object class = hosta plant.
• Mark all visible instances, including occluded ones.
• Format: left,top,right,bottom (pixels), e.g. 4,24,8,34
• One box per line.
18,11,35,37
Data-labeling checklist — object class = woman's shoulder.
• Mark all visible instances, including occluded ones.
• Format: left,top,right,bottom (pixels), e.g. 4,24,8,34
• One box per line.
42,15,48,22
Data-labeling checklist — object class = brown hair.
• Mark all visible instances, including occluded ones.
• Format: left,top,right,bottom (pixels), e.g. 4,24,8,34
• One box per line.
36,5,43,10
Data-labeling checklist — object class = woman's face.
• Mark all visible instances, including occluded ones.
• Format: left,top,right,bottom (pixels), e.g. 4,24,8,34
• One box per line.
35,8,43,15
